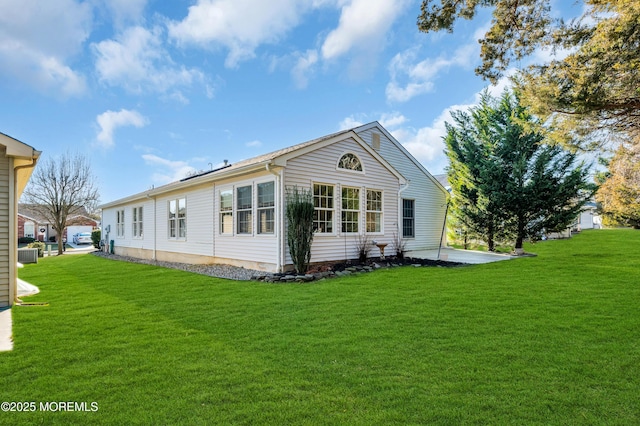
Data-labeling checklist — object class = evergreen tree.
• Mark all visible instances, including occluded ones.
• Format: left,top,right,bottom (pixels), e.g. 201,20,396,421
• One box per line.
418,0,640,149
445,90,596,251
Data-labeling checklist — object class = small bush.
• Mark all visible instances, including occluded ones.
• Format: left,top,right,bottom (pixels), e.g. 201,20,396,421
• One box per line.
18,237,36,244
27,241,46,257
91,229,101,249
286,186,315,274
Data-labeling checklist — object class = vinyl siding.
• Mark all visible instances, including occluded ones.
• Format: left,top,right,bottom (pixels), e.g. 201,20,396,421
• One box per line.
356,128,447,251
103,172,280,267
0,148,10,306
284,137,401,264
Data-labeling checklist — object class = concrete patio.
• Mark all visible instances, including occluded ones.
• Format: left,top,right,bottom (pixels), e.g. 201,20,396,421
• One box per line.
407,247,519,264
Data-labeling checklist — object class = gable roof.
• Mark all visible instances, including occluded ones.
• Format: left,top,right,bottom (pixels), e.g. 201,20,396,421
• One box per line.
101,127,406,208
353,122,449,196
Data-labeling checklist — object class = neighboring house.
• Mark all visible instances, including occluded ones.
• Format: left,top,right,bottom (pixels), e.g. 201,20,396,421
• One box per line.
18,204,99,242
573,201,601,231
100,122,448,272
1,132,40,307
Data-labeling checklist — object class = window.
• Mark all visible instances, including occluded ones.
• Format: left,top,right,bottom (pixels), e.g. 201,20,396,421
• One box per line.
366,190,382,233
132,206,143,238
236,185,252,234
116,209,125,237
257,182,275,234
169,198,186,239
338,153,363,171
24,221,35,238
220,190,233,234
341,187,360,233
402,199,415,238
313,183,334,233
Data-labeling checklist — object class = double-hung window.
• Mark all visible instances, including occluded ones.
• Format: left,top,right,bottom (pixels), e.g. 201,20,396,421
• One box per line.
236,185,252,234
257,182,275,234
132,206,143,238
313,183,334,233
341,187,360,233
220,190,233,234
169,198,186,239
366,190,382,233
116,209,125,237
402,199,415,238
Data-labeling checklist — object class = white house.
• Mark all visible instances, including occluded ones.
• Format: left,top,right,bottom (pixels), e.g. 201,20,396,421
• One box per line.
100,122,448,272
1,132,40,307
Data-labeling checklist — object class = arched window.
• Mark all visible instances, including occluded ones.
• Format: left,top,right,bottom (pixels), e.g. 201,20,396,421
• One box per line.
338,153,363,171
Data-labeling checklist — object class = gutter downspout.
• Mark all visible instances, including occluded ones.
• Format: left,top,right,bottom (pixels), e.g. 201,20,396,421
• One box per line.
13,154,39,305
146,193,157,261
266,163,283,273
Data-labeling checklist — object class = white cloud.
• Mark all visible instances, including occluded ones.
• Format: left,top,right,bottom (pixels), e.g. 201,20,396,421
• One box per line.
93,25,208,97
321,0,407,61
386,43,476,103
96,109,148,148
142,154,197,184
102,0,147,27
291,50,319,89
0,0,91,97
245,140,263,148
168,0,307,68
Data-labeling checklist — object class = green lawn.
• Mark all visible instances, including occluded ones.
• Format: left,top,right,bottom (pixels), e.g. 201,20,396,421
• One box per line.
2,230,639,424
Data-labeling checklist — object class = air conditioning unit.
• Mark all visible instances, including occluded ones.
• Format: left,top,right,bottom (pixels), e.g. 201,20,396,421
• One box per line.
17,248,39,264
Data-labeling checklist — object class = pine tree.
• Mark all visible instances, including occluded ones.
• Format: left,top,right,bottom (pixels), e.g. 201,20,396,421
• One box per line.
445,90,596,251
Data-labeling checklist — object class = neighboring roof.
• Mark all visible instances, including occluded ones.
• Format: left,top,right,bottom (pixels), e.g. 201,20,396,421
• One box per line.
100,126,407,209
352,122,449,196
18,205,50,224
433,174,451,191
18,204,96,225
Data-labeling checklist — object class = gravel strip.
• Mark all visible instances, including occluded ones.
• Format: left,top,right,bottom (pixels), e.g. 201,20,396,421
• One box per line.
92,251,266,281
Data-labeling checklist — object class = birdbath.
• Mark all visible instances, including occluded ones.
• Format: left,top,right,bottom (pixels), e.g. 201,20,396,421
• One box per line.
376,243,388,260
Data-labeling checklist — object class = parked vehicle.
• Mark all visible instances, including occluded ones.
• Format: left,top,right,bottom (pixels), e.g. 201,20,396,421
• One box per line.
73,232,92,245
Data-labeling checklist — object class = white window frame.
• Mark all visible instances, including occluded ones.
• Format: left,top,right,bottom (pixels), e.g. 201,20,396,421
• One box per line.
336,152,365,173
236,185,253,235
257,182,275,234
116,209,125,238
132,206,143,238
402,199,415,238
219,189,233,235
313,183,335,234
341,186,360,233
168,198,186,240
366,189,383,234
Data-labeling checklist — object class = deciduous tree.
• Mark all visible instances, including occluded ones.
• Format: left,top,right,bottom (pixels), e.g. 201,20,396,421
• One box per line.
596,145,640,228
22,152,100,255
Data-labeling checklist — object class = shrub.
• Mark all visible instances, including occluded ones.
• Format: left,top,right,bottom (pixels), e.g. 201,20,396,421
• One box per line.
18,237,36,244
27,241,46,257
354,233,371,263
91,229,101,249
286,186,315,274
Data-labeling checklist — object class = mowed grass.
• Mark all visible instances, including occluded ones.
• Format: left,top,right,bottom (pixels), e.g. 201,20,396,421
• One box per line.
2,230,639,424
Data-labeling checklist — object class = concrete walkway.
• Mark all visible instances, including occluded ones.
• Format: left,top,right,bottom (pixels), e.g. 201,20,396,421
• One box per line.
0,308,11,351
0,279,41,352
408,247,518,264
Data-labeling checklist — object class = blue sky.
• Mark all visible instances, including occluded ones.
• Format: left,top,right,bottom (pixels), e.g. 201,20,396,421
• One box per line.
1,0,577,203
